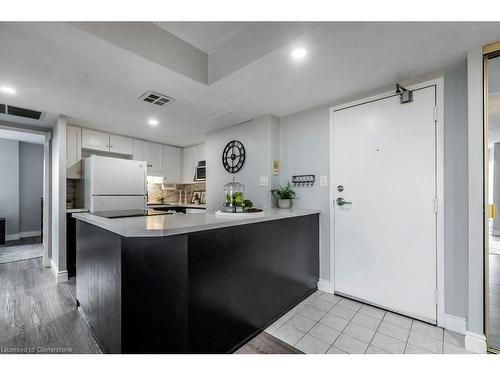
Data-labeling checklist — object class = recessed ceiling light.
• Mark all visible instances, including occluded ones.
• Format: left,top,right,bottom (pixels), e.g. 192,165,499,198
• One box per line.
0,86,17,95
148,118,159,126
291,48,307,60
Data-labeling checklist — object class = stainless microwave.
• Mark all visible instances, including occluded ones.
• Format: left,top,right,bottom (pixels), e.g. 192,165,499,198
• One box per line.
194,161,206,181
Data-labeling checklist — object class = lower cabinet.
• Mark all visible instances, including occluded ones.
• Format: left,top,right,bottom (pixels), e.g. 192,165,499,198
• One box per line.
67,213,76,277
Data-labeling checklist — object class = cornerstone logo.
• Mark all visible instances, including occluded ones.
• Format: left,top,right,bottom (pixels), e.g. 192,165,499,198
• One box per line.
1,346,73,353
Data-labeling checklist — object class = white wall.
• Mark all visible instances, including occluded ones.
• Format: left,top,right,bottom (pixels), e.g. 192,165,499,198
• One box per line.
279,106,331,280
206,115,279,211
443,60,469,320
51,116,67,281
19,142,44,233
0,139,19,237
466,47,486,351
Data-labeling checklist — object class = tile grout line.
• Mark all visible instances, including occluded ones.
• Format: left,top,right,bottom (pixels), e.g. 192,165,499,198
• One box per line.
294,294,344,351
272,291,338,348
325,301,366,353
364,310,387,353
402,319,414,354
441,326,444,353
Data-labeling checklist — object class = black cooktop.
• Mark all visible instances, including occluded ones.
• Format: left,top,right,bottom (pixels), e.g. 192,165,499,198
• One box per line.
93,209,173,219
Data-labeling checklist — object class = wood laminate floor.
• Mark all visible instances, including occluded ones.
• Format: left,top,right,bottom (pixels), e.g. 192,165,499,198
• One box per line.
1,236,42,247
0,257,101,354
0,257,298,354
235,332,302,354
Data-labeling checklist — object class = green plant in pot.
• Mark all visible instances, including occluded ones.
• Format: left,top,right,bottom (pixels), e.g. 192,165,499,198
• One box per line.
272,182,296,209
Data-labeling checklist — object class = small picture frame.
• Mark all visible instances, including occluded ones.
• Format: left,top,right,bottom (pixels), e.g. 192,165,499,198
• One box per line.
191,191,202,204
200,191,206,204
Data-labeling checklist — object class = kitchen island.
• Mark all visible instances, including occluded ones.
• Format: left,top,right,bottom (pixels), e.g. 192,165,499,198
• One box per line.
73,209,320,353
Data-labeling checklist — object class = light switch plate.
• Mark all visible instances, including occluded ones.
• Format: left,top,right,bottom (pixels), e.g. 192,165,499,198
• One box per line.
259,176,269,186
320,175,328,187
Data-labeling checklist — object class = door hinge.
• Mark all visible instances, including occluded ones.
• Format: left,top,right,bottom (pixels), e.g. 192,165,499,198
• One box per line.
433,106,438,122
433,198,439,213
435,289,439,305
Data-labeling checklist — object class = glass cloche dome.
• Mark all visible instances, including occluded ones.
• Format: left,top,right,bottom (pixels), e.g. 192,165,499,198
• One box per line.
223,179,245,213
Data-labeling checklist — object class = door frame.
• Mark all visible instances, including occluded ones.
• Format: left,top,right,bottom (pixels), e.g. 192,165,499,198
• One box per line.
328,77,445,327
482,40,500,354
0,122,52,268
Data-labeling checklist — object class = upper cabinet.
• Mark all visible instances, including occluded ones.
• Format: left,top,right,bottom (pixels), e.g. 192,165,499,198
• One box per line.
82,129,133,155
67,125,82,179
109,134,133,155
181,145,197,183
133,139,163,176
147,142,163,174
81,129,109,152
163,145,181,183
67,125,202,183
181,144,205,183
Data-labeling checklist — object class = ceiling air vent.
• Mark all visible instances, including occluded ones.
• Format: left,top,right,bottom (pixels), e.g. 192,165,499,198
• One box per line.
0,104,44,120
7,105,44,120
139,91,174,107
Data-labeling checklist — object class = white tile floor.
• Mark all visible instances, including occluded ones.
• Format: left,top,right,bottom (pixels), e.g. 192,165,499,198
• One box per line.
266,290,475,354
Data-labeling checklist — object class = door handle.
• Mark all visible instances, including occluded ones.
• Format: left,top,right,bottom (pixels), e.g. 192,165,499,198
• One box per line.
336,197,352,206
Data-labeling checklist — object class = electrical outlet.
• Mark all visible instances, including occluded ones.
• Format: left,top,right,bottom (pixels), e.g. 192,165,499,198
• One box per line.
259,176,269,186
320,175,328,187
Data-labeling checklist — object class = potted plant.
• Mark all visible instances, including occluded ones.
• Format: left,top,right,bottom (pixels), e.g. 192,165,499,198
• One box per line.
272,182,296,209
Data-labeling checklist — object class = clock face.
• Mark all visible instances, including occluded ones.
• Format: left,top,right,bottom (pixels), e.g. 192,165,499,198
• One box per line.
222,140,246,173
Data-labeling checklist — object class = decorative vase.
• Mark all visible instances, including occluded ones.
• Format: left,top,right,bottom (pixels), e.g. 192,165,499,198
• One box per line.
278,198,292,209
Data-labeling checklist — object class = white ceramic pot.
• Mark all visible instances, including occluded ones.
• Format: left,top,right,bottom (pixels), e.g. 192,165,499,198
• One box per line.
278,199,292,209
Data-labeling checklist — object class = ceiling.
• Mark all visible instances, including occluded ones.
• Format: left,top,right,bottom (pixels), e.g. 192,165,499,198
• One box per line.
154,22,251,54
1,22,500,147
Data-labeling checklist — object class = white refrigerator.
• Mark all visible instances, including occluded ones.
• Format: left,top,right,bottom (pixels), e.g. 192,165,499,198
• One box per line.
83,155,147,213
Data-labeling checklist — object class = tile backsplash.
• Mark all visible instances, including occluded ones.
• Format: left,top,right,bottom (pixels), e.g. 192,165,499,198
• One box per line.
66,179,84,208
147,179,206,205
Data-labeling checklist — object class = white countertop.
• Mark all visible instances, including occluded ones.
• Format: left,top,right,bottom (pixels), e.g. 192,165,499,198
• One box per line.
72,208,320,238
67,208,89,213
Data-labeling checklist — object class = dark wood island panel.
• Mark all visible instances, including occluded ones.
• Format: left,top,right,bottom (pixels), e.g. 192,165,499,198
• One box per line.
76,213,319,353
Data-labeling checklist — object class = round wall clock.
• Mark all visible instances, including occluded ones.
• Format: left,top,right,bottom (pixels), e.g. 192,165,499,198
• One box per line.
222,140,246,173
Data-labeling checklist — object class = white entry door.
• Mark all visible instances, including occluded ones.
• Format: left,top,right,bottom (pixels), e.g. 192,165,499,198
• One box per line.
332,86,437,323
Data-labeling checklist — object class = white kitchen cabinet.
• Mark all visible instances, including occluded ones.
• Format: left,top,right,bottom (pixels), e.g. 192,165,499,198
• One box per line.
163,145,181,182
109,134,133,155
67,125,82,179
181,144,206,183
147,142,163,174
81,128,109,152
181,145,197,183
82,129,133,155
133,139,147,162
133,139,163,176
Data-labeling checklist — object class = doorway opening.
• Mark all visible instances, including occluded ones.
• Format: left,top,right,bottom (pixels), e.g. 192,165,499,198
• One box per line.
0,124,51,268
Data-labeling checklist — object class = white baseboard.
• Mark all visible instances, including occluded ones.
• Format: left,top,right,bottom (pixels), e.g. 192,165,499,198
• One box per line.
465,331,487,353
51,260,68,283
43,257,51,268
317,278,335,294
5,230,41,241
444,314,466,334
20,230,41,238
